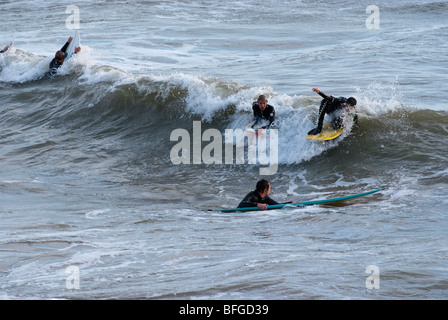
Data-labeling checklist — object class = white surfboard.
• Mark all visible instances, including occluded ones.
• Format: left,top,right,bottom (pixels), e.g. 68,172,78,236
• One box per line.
65,30,80,59
245,119,271,132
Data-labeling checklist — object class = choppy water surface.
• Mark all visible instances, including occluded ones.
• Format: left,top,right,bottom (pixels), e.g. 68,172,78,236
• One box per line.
0,0,447,299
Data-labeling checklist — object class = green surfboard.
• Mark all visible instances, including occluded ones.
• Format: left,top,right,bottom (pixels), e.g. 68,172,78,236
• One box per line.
216,189,382,212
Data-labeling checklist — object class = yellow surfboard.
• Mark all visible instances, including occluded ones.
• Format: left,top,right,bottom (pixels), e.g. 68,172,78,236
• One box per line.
306,123,343,141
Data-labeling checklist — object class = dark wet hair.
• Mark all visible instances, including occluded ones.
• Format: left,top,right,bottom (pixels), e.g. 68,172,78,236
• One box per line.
347,97,357,107
255,179,270,193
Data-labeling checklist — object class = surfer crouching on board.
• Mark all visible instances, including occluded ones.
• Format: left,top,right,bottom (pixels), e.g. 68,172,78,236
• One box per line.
237,179,279,211
48,36,81,75
252,95,276,129
308,88,357,135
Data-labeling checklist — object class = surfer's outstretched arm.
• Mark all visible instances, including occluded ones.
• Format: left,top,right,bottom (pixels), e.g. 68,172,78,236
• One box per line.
312,88,331,100
60,37,73,53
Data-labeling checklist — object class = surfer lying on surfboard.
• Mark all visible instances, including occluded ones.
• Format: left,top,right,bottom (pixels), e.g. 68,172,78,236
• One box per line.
219,188,382,212
308,88,357,135
251,95,276,130
238,179,284,211
48,36,81,75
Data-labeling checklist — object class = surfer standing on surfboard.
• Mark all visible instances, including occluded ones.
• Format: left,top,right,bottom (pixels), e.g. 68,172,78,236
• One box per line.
48,36,81,75
308,88,357,135
237,179,279,211
251,95,276,129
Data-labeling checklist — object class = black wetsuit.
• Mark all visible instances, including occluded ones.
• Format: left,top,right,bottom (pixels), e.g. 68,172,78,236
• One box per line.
252,102,275,129
237,190,279,209
48,41,70,75
311,91,358,134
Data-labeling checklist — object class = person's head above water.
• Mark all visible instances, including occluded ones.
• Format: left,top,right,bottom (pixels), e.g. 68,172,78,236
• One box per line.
54,50,65,63
257,94,268,111
346,97,357,107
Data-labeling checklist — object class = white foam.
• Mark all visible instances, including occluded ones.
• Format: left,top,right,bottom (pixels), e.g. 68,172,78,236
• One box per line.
148,72,273,121
354,80,412,116
0,49,48,82
85,209,110,219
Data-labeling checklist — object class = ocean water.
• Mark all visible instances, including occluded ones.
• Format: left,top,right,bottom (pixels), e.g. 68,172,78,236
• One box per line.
0,0,447,300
